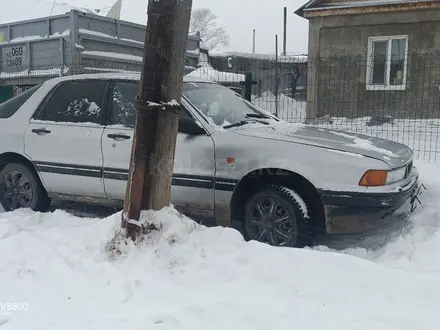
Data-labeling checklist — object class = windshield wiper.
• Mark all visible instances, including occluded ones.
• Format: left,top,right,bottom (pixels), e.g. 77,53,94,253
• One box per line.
245,113,273,119
223,120,252,129
223,118,270,129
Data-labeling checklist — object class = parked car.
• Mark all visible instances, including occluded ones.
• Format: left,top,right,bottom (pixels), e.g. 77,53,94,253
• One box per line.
0,73,423,247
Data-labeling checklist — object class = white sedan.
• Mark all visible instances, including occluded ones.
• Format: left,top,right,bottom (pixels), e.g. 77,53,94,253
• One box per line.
0,72,423,247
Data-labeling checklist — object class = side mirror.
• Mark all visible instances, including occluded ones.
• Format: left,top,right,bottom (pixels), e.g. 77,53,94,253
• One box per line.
179,117,206,135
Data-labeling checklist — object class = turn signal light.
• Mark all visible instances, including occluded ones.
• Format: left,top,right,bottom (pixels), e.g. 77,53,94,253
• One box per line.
359,170,388,187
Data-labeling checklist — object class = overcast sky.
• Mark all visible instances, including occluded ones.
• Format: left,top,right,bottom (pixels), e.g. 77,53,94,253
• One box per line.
192,0,309,54
3,0,309,54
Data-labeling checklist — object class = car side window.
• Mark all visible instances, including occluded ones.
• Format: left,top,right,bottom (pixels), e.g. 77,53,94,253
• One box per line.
34,80,107,124
110,81,197,131
111,81,138,128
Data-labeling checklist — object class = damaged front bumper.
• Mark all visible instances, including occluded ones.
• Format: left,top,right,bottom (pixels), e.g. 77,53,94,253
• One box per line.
319,167,425,234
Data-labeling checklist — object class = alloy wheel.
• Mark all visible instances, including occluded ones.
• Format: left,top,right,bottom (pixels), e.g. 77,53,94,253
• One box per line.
2,170,34,210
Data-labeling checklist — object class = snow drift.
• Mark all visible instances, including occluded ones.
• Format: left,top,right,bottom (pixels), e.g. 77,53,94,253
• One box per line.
0,161,440,329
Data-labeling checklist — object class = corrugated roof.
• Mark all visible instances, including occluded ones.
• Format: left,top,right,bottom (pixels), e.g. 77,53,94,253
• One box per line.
295,0,429,17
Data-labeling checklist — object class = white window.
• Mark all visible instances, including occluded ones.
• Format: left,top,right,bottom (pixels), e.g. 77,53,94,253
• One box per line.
366,35,408,91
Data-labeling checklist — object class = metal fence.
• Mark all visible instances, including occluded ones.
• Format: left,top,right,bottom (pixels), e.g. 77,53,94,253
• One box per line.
1,54,440,163
202,53,440,163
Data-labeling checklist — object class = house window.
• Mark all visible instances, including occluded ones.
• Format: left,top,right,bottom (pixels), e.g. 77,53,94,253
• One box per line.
366,35,408,91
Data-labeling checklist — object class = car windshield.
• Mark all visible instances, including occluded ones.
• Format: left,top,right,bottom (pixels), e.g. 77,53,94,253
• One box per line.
182,81,277,127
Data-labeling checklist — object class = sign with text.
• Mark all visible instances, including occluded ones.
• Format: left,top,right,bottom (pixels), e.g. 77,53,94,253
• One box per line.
1,45,28,70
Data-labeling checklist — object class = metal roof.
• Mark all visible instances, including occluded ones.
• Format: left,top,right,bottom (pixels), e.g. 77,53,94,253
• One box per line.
295,0,429,17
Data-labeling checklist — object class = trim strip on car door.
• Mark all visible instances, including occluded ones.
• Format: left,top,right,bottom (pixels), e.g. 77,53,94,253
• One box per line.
34,162,102,178
34,162,239,191
214,177,240,192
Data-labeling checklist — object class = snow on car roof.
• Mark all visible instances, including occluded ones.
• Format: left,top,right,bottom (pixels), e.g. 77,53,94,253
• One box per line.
41,72,216,85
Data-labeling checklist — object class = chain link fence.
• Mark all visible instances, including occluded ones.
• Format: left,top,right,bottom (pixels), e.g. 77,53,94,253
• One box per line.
199,52,440,163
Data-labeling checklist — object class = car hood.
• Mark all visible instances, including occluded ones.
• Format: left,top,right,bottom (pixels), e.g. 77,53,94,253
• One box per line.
231,122,413,168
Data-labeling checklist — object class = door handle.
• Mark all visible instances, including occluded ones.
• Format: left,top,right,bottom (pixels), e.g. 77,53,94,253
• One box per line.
31,128,51,135
107,133,130,140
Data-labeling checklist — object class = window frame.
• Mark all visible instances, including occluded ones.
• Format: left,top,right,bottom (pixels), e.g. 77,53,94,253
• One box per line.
107,79,207,134
32,79,110,126
106,79,139,128
366,35,409,91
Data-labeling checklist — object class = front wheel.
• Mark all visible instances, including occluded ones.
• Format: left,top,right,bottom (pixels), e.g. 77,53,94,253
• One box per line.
243,185,315,248
0,163,50,212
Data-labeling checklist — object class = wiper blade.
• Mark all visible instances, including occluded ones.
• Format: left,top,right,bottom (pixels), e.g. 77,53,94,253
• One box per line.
223,118,270,129
245,113,272,119
223,120,252,129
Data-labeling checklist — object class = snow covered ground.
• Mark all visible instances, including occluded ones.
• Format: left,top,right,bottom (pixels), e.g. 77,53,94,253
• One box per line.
0,160,440,329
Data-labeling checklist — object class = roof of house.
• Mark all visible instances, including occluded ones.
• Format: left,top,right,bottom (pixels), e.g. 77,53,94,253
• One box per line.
295,0,430,17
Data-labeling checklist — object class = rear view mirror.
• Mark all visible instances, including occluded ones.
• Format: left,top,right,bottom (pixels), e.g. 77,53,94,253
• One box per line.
179,117,206,135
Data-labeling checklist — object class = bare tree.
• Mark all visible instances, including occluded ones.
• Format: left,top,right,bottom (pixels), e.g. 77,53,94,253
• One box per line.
190,8,229,50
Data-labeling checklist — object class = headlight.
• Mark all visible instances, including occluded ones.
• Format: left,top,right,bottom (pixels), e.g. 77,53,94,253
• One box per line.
387,166,407,184
359,167,406,187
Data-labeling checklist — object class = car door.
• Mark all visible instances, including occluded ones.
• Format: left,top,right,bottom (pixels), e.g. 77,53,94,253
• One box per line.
102,79,216,217
24,79,109,198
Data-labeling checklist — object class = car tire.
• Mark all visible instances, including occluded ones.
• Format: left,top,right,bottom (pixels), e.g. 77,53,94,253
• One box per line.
0,162,51,212
243,185,314,248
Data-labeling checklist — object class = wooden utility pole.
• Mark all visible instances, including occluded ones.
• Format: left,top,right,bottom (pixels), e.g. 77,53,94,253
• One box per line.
122,0,193,238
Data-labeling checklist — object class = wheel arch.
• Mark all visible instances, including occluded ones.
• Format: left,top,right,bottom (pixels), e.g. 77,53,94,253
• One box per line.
230,168,326,233
0,152,45,187
0,152,51,211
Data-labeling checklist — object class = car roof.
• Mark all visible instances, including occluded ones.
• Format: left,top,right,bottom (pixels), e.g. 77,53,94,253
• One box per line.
42,72,216,85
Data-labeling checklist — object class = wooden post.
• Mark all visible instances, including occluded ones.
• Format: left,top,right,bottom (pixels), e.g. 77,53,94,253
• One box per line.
122,0,193,238
242,72,257,102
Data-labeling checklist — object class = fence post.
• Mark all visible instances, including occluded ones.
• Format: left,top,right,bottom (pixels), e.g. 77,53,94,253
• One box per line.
241,72,257,102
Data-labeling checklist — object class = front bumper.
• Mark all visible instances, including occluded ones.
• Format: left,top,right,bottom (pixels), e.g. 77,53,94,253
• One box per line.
320,168,423,234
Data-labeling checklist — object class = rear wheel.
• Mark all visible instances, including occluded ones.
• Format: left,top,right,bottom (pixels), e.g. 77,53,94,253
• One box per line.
0,163,50,212
243,185,315,248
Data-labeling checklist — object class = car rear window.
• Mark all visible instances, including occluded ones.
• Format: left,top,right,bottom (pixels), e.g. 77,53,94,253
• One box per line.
0,85,41,119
